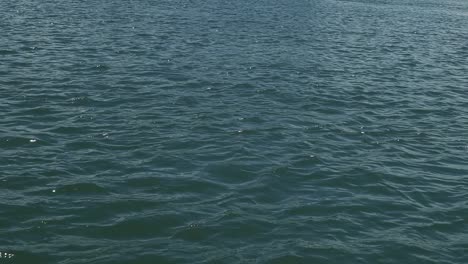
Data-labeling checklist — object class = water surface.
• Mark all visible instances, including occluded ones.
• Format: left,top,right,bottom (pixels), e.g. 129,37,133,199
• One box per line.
1,0,468,263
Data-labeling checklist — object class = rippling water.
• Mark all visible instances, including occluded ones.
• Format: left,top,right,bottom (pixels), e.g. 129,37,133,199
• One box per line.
1,0,468,263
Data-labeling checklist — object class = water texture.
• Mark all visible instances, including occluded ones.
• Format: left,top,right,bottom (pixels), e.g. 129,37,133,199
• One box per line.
1,0,468,263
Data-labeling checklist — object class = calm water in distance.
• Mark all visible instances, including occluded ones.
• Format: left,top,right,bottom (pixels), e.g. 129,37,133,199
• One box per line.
1,0,468,263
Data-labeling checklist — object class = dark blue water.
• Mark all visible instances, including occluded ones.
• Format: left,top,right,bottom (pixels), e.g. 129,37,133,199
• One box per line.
1,0,468,263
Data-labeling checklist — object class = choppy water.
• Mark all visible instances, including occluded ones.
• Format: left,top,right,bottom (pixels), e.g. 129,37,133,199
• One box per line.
1,0,468,263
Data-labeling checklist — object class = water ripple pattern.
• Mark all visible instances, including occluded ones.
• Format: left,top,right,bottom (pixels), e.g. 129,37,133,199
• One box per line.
1,0,467,263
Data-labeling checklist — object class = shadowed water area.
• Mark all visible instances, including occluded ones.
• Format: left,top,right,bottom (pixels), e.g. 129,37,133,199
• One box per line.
1,0,468,263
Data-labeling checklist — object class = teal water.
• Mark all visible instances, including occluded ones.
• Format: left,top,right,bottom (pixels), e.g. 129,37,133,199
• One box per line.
1,0,468,263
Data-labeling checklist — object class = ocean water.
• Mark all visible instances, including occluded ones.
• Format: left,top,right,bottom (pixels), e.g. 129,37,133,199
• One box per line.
1,0,468,263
